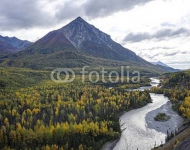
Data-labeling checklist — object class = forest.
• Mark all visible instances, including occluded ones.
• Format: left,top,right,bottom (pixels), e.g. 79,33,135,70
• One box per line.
151,70,190,150
150,70,190,117
0,67,152,150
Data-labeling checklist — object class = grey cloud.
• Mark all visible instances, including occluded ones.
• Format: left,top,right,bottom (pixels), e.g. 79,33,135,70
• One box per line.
148,46,175,50
84,0,152,18
155,28,189,38
123,28,190,43
181,51,190,54
139,46,175,51
164,52,178,56
140,53,160,59
123,32,151,43
138,50,190,61
0,0,153,31
0,0,56,30
147,54,160,59
161,22,176,27
55,0,153,20
55,1,85,21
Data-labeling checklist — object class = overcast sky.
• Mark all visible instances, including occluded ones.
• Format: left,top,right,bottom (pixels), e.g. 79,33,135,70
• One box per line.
0,0,190,69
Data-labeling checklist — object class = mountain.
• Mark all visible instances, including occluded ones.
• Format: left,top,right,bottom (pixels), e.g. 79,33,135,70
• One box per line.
151,61,179,72
0,17,170,73
60,17,144,63
151,61,169,67
24,17,140,61
17,17,146,63
0,35,32,55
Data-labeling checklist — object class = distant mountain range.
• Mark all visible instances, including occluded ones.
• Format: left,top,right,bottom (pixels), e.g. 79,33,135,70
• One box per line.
0,17,179,73
0,35,32,55
151,61,179,72
151,61,169,67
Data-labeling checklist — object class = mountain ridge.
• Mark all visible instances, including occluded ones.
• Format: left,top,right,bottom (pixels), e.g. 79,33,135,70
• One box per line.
0,35,32,55
0,17,173,73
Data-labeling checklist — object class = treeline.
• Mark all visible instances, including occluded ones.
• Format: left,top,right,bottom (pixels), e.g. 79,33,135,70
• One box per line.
0,78,151,149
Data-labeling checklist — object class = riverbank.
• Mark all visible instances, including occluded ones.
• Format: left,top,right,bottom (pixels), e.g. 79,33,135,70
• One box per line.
112,93,183,150
146,100,183,134
101,140,118,150
103,78,183,150
102,78,161,150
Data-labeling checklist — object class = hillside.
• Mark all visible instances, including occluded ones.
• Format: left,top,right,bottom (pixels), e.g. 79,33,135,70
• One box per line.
162,70,190,90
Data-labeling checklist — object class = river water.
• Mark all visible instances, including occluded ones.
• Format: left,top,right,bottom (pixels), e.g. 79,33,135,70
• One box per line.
106,78,183,150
